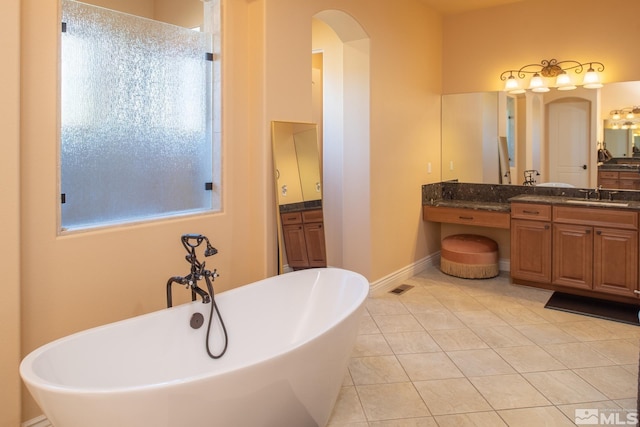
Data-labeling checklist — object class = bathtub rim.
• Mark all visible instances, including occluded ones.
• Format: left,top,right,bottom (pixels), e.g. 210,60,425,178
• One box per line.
20,267,370,395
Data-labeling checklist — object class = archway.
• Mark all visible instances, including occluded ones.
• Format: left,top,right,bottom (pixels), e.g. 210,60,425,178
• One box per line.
312,10,371,276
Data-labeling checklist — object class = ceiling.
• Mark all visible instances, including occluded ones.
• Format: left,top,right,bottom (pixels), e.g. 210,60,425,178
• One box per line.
420,0,525,15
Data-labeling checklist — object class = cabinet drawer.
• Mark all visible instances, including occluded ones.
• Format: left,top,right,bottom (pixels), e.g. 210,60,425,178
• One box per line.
281,212,302,225
423,206,510,229
618,171,640,180
511,203,552,221
553,206,638,230
302,209,323,223
599,171,619,179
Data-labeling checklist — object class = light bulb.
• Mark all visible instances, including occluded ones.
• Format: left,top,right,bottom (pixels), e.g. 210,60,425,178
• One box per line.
529,73,549,92
555,72,576,90
582,66,603,89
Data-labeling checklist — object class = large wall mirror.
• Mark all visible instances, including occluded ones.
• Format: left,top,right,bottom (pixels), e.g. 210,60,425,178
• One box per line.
272,121,326,273
441,81,640,190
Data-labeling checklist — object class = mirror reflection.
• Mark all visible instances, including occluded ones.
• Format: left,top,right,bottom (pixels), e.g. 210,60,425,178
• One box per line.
272,121,326,273
441,81,640,190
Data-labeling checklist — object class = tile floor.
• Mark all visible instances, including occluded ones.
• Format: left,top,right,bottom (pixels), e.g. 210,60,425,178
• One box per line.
327,266,640,427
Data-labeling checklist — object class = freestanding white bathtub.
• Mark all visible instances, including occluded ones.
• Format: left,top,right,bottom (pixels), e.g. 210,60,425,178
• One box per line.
20,268,369,427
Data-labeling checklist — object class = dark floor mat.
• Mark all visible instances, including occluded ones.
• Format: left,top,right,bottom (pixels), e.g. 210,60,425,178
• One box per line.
544,292,640,326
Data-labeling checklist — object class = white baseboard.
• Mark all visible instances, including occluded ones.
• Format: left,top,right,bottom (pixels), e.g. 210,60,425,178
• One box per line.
369,253,440,293
369,253,511,293
22,415,51,427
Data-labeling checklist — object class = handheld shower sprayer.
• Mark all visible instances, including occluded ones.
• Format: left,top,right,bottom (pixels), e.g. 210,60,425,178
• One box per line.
166,233,228,359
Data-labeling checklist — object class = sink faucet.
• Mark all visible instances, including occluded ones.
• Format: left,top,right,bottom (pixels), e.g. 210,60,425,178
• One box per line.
166,234,219,308
593,185,603,200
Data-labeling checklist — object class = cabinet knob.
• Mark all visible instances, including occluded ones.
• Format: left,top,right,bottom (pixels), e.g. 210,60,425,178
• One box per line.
634,290,640,295
596,230,602,235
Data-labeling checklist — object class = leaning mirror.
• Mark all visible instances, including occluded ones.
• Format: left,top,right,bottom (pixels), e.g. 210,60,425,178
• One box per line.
271,121,326,273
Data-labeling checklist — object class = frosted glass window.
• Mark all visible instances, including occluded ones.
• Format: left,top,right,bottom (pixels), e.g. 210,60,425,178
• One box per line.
61,0,219,230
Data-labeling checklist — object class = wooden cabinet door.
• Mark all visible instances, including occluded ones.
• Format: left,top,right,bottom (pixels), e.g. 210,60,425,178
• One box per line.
282,224,309,268
304,223,327,267
552,223,593,290
593,227,638,297
510,219,552,283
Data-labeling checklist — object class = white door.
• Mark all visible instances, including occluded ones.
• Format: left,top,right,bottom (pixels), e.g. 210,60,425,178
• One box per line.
547,100,590,187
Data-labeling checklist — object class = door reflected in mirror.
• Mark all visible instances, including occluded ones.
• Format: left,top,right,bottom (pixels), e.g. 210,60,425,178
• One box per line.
271,121,326,273
441,81,640,190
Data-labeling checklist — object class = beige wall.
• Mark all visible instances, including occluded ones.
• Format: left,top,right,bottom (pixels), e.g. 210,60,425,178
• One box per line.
260,0,443,280
16,0,442,422
1,0,21,425
443,0,640,94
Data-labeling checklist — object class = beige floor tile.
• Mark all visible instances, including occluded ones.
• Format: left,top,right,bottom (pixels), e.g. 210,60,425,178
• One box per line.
523,370,607,404
349,355,409,385
373,314,425,334
359,314,381,335
452,310,508,328
433,411,507,426
586,339,640,365
368,417,438,426
413,310,465,331
469,374,550,409
326,422,370,427
494,345,565,372
513,322,579,345
367,297,410,316
485,304,549,325
446,348,516,377
327,386,367,425
471,325,535,348
436,296,486,312
528,306,587,323
413,378,492,415
383,331,441,354
352,334,393,357
542,342,616,368
497,406,575,426
357,382,430,421
615,397,637,411
557,320,629,342
574,365,638,400
428,328,489,351
399,290,446,314
598,320,640,339
397,352,464,381
333,267,640,426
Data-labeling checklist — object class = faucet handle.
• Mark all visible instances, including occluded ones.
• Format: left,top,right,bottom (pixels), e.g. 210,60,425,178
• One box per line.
578,189,590,200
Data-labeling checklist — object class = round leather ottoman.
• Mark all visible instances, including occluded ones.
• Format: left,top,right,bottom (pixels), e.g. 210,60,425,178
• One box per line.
441,234,499,279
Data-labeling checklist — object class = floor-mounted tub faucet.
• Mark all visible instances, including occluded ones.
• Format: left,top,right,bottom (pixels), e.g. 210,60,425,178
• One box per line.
166,234,219,308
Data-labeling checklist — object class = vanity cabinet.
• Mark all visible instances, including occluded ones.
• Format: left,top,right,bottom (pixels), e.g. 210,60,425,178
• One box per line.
510,203,552,283
553,206,638,298
512,202,639,301
281,209,326,269
598,170,640,190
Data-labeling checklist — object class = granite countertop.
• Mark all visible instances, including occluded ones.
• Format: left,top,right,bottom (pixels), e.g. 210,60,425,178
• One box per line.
509,194,640,210
599,164,640,171
422,182,640,214
424,199,510,212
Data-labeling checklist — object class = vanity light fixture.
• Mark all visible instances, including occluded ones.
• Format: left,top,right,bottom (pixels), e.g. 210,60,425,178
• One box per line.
500,59,605,94
610,106,640,121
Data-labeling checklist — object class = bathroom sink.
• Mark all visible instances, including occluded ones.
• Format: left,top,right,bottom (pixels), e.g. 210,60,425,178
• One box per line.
565,199,629,207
